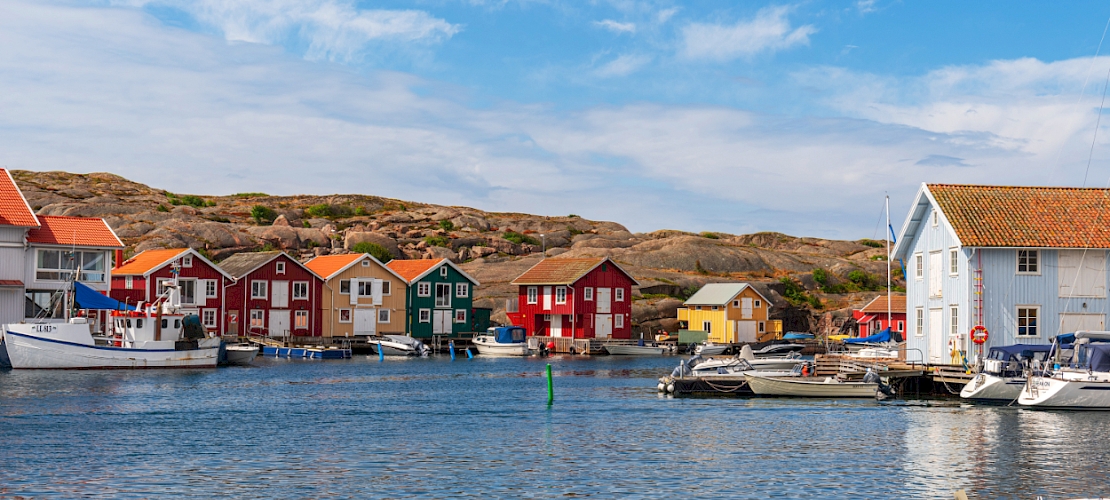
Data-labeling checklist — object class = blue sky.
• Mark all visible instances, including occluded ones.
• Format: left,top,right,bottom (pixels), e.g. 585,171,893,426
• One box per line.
4,1,1110,240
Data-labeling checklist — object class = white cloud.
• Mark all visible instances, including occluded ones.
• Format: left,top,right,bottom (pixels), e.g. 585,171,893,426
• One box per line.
594,54,652,77
680,6,815,62
594,19,636,34
656,7,679,24
856,0,878,14
115,0,460,62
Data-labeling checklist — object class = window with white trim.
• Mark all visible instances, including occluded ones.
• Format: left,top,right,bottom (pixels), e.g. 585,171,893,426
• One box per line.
1017,306,1040,337
615,288,624,302
182,255,193,268
339,309,351,323
527,286,538,304
362,260,370,267
417,282,431,297
758,321,765,332
205,280,218,299
584,287,593,301
125,276,133,289
294,311,308,329
251,281,267,299
382,281,391,295
456,283,469,298
276,261,286,274
896,320,904,332
358,281,373,296
440,266,448,278
931,211,938,226
293,281,308,300
555,286,567,304
754,299,761,308
950,306,959,337
915,253,923,280
378,309,390,323
702,320,711,333
419,308,431,323
733,300,739,307
35,250,106,282
1017,250,1039,274
915,307,923,337
615,314,624,328
949,248,959,275
202,309,217,328
455,309,467,324
340,280,351,294
250,309,264,328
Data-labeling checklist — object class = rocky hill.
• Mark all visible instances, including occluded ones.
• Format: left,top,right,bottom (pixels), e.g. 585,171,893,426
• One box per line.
12,170,905,334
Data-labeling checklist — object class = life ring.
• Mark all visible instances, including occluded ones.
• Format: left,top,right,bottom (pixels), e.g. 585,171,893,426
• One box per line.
970,325,989,345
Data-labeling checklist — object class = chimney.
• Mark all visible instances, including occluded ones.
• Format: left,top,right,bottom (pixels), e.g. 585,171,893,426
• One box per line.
114,249,124,269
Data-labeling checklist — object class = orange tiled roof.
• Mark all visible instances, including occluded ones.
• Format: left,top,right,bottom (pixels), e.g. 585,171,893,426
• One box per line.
113,248,188,276
304,253,364,280
387,259,444,282
0,169,39,228
27,215,123,248
511,258,609,285
859,295,906,314
930,184,1110,247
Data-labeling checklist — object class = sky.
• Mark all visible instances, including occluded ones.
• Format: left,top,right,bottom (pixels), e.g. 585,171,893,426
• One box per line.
4,1,1110,240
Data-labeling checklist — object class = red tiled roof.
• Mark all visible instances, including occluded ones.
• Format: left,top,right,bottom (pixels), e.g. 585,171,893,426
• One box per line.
305,254,364,280
0,169,39,228
930,184,1110,247
858,295,906,314
113,248,188,276
512,257,609,285
387,259,444,282
26,215,123,248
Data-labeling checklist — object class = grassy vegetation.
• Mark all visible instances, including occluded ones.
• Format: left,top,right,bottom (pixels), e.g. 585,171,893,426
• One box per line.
351,242,394,263
700,231,720,239
156,204,169,212
439,220,455,231
780,277,822,309
234,192,269,198
250,205,277,225
166,193,211,208
859,239,884,248
502,231,539,246
424,235,450,248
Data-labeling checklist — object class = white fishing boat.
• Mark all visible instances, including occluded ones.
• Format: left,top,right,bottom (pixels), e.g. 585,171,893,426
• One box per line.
687,356,801,378
370,334,431,357
3,282,219,369
960,344,1052,401
695,342,729,356
222,343,259,366
472,327,530,356
744,373,879,398
1019,331,1110,409
605,343,668,355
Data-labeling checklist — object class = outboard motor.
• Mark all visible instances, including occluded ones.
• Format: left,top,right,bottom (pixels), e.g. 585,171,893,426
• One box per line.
864,369,896,400
181,314,206,340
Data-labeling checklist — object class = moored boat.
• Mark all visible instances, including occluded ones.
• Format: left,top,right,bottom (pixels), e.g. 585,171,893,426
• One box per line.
604,343,668,355
222,343,259,366
370,334,431,357
744,373,878,398
473,327,530,356
694,342,729,356
1019,331,1110,409
960,344,1052,401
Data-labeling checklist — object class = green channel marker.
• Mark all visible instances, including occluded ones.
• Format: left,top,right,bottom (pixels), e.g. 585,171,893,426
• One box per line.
546,364,553,405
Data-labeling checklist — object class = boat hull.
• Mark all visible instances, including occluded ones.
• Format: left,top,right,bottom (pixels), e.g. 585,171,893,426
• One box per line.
1019,375,1110,408
371,342,418,356
696,344,729,356
604,345,666,355
473,341,530,356
960,374,1026,401
222,345,258,366
745,374,878,397
4,330,218,369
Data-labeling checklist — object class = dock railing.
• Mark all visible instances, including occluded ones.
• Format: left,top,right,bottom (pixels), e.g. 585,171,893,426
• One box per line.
529,336,591,354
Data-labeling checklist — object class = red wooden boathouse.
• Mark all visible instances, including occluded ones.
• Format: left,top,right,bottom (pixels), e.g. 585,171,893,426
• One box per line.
218,251,324,338
510,257,638,339
110,248,233,335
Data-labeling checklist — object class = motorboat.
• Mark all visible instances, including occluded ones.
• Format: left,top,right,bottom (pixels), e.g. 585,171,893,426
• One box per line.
744,373,879,398
370,334,431,357
1019,331,1110,409
782,332,815,340
960,344,1052,401
695,342,730,356
657,354,803,395
737,344,805,370
750,343,806,358
3,282,220,369
473,327,530,356
222,343,259,366
605,341,669,355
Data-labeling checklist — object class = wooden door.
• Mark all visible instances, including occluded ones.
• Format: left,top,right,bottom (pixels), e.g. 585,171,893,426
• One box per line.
596,288,611,314
228,311,238,335
928,308,943,364
268,310,290,337
550,314,562,337
433,310,450,334
741,297,753,319
354,309,376,335
542,286,552,310
272,281,289,308
595,314,612,338
736,321,757,343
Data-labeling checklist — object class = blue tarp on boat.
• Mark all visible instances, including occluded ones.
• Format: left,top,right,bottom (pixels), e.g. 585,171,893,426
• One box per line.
782,332,814,340
74,281,136,311
845,327,891,344
492,326,526,344
1084,343,1110,372
987,344,1052,361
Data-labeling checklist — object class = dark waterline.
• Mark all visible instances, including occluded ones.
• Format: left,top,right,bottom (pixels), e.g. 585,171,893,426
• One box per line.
1,355,1107,499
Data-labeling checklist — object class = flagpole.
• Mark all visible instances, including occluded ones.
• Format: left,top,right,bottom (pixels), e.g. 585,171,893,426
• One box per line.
886,195,891,329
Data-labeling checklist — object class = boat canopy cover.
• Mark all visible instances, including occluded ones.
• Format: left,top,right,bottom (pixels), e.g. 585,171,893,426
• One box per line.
492,326,526,344
845,327,891,344
783,332,815,340
1074,331,1110,342
1084,343,1110,372
987,344,1052,361
74,282,136,311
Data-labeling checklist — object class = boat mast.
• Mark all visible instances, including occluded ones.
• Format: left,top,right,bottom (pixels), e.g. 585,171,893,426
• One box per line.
886,195,891,329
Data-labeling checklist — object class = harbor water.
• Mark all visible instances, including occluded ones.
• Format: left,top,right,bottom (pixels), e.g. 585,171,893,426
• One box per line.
1,355,1108,499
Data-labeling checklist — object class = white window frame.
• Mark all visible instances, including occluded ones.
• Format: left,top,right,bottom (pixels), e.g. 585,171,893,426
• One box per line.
915,253,923,280
758,321,765,332
382,281,391,296
361,260,370,267
1017,250,1040,275
931,210,938,227
202,309,217,328
1017,306,1040,337
378,309,391,323
455,309,467,324
440,266,448,278
419,308,431,323
417,282,431,297
276,261,286,275
182,255,193,268
205,280,218,299
294,310,308,329
584,287,593,301
125,276,133,290
555,286,567,305
339,309,352,323
527,286,538,304
950,305,959,337
251,280,267,300
949,248,959,276
615,314,624,328
340,280,351,295
292,281,309,300
250,309,264,328
754,299,761,308
897,320,904,332
702,320,711,333
615,288,624,302
456,283,469,298
915,307,924,337
733,300,739,307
